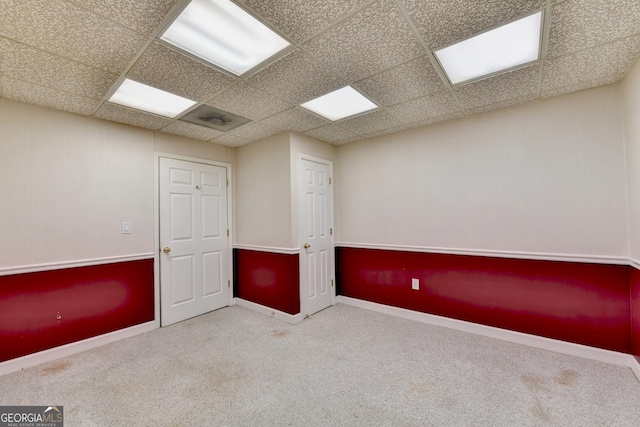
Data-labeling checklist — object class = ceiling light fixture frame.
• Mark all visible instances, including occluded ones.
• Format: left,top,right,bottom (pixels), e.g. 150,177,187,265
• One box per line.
433,10,545,87
158,0,294,78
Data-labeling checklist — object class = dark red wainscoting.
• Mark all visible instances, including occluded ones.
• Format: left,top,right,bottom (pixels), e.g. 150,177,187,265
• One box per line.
234,249,299,315
0,259,154,363
336,247,631,353
631,267,640,360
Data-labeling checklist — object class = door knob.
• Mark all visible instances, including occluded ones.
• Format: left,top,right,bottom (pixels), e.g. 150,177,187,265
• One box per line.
303,243,311,249
163,247,171,254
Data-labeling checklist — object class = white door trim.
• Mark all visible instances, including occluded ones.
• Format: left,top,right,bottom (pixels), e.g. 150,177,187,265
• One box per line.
297,153,336,316
154,152,233,328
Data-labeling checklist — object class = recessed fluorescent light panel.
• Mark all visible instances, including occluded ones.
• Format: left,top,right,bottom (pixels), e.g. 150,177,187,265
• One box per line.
161,0,290,75
108,79,197,118
301,86,378,121
434,11,543,85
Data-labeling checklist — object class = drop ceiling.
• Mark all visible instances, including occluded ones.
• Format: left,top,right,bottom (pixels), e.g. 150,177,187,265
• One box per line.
1,0,639,147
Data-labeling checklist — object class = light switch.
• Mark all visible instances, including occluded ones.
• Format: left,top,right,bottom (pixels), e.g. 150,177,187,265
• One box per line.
122,222,131,234
412,278,419,290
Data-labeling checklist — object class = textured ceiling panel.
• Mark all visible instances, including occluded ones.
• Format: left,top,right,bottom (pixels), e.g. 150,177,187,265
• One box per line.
305,123,360,144
542,35,640,92
74,0,181,35
247,49,345,105
1,76,101,115
127,42,236,102
454,64,540,111
331,135,365,146
206,82,291,121
399,0,543,50
362,124,408,140
213,134,252,147
547,0,640,58
239,0,373,43
303,0,425,82
387,90,461,124
405,111,465,129
0,38,119,100
229,122,283,141
2,0,640,146
464,94,538,116
0,0,148,74
353,55,446,107
160,121,224,142
95,102,172,130
541,74,623,99
339,109,404,135
260,107,329,133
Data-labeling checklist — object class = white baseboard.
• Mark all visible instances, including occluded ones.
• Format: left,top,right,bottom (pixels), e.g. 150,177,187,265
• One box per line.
631,357,640,382
234,298,304,324
0,321,156,377
336,296,638,373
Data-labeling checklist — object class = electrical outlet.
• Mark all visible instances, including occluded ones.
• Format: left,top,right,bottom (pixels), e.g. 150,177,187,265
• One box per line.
412,278,419,290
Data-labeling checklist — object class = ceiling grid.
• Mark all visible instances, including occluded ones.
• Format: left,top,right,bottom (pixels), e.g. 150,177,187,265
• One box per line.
1,0,639,147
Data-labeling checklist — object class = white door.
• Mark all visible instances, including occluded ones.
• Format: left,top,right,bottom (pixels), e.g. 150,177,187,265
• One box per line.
159,157,229,326
299,156,335,316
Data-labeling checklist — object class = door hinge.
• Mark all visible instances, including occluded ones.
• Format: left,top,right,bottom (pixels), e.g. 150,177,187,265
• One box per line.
227,229,230,237
330,228,333,236
228,280,231,288
329,177,332,185
227,179,229,187
331,279,334,288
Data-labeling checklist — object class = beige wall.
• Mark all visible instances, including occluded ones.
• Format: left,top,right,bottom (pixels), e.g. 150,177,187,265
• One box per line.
336,84,629,257
0,99,231,268
623,58,640,261
234,132,292,248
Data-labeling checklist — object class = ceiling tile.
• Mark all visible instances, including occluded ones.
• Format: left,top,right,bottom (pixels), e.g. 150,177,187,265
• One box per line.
94,102,172,130
228,122,283,141
303,0,425,81
305,123,360,143
541,74,623,99
399,0,543,50
1,77,101,115
331,135,365,146
260,107,330,133
0,38,119,100
362,125,409,140
0,0,148,74
127,42,236,102
353,56,446,107
386,90,461,124
239,0,372,43
547,0,640,58
542,35,640,93
464,94,537,116
453,64,540,111
213,134,253,147
73,0,180,35
339,109,404,135
160,121,224,141
246,48,345,105
405,111,465,129
206,82,292,121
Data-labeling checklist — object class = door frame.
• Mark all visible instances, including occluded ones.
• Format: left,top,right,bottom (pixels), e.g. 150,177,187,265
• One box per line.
154,152,233,328
297,153,336,316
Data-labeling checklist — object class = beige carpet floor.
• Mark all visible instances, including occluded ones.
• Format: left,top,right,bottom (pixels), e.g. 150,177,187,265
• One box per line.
0,303,639,426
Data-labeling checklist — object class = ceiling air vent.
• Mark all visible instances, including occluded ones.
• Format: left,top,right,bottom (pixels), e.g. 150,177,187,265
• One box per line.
179,105,251,131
